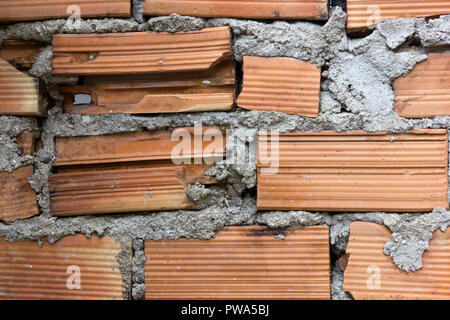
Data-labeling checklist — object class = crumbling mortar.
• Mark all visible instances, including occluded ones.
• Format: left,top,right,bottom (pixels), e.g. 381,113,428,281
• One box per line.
0,9,449,300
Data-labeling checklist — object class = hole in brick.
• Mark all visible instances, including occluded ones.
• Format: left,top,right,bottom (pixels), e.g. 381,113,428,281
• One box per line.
73,94,92,105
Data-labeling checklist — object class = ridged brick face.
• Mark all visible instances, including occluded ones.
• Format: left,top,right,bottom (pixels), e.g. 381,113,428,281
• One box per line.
50,127,226,216
257,129,449,212
59,59,236,115
52,27,232,76
0,236,127,300
145,226,331,300
0,40,44,70
0,0,131,22
394,53,450,118
343,222,450,300
237,56,321,117
347,0,450,31
16,130,39,157
0,58,42,116
143,0,329,20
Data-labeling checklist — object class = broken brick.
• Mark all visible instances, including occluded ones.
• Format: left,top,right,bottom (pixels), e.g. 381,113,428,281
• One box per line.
143,0,329,20
0,167,39,223
0,235,128,300
16,131,40,157
394,53,450,118
59,59,235,114
0,0,130,22
0,58,43,116
347,0,450,32
53,128,226,167
257,129,449,212
237,56,321,117
145,226,330,300
343,222,450,300
0,40,44,70
50,127,226,216
52,27,232,76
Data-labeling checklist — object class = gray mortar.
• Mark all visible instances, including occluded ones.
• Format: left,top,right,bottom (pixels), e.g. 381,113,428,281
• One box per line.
0,19,143,45
331,261,352,300
0,8,449,299
132,0,145,23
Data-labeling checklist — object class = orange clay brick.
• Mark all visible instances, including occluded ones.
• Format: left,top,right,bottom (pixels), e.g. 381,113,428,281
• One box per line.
347,0,450,32
0,167,39,223
50,127,226,216
143,0,329,20
257,129,449,212
0,40,44,69
59,59,235,114
237,56,321,117
0,0,130,23
0,58,43,116
394,53,450,118
52,27,232,76
145,226,330,300
0,235,128,300
343,222,450,300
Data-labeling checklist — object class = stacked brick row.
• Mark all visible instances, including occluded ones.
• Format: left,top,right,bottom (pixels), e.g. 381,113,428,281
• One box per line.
0,1,449,300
